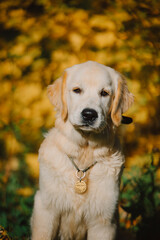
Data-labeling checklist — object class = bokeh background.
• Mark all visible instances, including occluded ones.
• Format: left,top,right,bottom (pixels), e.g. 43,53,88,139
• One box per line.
0,0,160,239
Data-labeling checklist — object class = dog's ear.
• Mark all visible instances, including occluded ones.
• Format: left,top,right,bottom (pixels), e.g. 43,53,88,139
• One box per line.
111,74,134,126
47,71,68,121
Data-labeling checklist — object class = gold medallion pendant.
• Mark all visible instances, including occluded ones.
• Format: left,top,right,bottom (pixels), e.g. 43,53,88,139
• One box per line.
75,180,87,194
68,159,97,195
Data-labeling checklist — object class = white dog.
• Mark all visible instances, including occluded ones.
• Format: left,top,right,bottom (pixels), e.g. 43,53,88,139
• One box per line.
31,61,134,240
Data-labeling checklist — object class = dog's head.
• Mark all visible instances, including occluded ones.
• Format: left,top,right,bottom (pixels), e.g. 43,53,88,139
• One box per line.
47,61,134,132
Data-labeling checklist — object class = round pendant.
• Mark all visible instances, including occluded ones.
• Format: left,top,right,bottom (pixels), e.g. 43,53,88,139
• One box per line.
75,180,87,194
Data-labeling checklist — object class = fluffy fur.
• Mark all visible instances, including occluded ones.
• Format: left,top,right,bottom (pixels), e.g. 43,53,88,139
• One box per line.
31,61,133,240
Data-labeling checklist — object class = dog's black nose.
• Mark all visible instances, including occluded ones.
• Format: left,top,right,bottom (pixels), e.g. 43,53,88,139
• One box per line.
82,108,98,123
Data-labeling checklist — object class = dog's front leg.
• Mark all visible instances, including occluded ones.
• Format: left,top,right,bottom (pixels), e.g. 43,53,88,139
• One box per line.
31,191,59,240
87,220,117,240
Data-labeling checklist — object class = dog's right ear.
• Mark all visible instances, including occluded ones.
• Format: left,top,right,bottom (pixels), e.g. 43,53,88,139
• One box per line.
47,72,68,121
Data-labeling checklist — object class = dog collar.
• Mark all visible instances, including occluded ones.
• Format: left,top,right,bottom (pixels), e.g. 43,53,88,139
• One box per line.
68,156,97,194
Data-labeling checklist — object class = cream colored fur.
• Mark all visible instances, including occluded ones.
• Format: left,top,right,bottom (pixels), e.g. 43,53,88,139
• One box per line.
31,61,133,240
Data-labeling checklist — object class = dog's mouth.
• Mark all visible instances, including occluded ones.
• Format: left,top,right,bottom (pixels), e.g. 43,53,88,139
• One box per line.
81,121,94,127
73,123,95,132
74,123,93,130
74,121,107,133
81,124,90,127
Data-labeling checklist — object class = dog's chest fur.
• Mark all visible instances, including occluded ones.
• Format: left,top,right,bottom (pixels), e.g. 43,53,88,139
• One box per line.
38,127,123,236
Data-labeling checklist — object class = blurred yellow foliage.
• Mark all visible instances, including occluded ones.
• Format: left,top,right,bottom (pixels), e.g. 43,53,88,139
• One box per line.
25,153,39,179
14,83,42,105
93,32,117,48
90,15,116,31
5,133,24,156
17,187,34,197
69,32,85,51
0,0,159,173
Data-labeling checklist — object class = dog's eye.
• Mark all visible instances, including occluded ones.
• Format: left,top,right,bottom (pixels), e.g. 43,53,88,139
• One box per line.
73,87,81,94
100,89,109,97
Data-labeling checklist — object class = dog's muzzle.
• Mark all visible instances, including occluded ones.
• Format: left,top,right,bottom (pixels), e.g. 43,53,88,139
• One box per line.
81,108,98,125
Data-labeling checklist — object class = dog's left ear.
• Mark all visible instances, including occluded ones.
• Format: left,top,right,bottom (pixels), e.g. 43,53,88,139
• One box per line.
111,74,134,126
47,71,68,121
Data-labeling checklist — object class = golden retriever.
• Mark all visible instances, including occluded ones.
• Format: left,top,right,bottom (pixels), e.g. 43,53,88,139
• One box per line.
31,61,134,240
